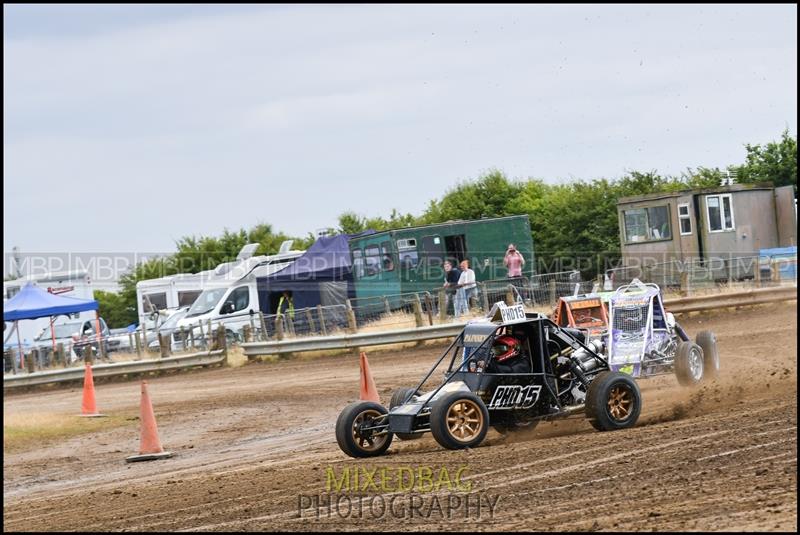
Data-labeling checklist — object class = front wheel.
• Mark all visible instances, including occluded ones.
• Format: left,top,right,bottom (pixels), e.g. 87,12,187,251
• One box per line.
585,371,642,431
675,341,704,386
696,331,719,380
430,391,489,450
335,401,393,458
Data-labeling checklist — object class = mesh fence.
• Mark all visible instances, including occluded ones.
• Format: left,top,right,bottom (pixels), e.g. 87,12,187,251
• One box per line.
7,251,796,374
605,252,796,295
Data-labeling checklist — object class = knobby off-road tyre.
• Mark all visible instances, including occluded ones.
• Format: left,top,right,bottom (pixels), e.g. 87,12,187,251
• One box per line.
675,341,704,387
389,387,423,440
430,391,489,450
696,331,720,380
585,371,642,431
335,401,393,458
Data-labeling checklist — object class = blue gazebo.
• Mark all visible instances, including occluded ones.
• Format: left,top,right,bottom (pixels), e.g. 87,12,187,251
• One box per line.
3,283,98,372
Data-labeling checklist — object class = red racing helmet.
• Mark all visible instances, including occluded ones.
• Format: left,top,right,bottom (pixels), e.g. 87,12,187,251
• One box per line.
492,335,521,363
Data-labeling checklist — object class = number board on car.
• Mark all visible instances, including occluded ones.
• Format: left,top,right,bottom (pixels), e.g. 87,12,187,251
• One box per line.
499,303,526,323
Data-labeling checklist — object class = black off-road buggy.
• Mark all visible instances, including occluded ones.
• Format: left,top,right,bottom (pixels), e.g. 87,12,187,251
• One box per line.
335,303,643,458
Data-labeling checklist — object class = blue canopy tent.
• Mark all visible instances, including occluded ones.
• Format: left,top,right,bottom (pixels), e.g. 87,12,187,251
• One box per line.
3,283,98,372
257,232,374,314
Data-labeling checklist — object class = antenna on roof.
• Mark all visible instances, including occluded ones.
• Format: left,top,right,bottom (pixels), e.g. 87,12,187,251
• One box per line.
236,243,260,261
11,246,22,279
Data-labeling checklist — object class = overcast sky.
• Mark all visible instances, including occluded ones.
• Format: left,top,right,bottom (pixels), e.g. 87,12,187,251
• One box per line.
4,4,797,257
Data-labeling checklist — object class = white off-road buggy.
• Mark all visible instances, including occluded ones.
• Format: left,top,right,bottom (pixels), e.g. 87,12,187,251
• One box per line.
607,279,720,386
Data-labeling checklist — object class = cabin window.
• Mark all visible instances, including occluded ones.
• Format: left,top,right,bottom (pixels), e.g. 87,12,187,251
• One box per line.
380,241,394,272
678,203,692,235
364,245,382,276
623,205,672,243
227,286,250,313
178,290,201,307
397,239,419,269
351,249,365,279
143,292,167,312
420,235,443,265
705,194,735,232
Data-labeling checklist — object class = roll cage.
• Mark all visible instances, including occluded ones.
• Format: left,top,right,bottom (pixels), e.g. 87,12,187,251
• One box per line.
396,314,609,415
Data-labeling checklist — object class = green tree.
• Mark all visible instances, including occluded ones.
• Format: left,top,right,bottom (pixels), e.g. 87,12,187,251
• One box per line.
733,129,797,190
680,167,728,189
95,289,138,328
337,209,418,234
421,169,524,223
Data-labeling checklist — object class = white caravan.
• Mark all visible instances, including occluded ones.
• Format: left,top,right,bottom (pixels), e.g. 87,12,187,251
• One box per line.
136,270,213,329
175,248,303,343
3,270,97,348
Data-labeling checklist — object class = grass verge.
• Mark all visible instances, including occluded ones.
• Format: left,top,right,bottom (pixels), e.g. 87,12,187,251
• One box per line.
3,411,133,453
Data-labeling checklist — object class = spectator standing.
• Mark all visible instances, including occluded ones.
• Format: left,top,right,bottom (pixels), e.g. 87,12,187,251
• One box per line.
443,261,461,315
504,243,528,303
504,244,525,277
276,291,294,320
455,260,477,316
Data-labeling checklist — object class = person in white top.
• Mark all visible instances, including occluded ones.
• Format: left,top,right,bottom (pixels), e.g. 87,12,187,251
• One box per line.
455,259,477,317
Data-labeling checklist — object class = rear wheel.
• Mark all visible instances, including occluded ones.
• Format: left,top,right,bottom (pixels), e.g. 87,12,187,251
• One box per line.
585,371,642,431
696,331,719,380
430,392,489,450
335,402,393,458
675,341,704,386
389,387,422,440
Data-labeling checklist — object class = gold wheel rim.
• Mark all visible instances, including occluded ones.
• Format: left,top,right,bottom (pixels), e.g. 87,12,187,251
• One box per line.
607,385,633,421
351,409,387,452
446,399,484,442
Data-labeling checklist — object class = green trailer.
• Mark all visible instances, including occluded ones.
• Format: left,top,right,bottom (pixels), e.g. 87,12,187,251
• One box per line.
349,215,534,307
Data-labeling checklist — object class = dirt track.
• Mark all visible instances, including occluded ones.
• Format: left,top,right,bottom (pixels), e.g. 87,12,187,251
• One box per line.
3,303,797,531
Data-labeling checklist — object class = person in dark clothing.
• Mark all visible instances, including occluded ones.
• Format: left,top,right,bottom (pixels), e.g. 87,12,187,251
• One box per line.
443,260,461,316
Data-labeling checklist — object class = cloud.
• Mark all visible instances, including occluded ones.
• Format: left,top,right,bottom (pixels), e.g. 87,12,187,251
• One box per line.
3,4,797,254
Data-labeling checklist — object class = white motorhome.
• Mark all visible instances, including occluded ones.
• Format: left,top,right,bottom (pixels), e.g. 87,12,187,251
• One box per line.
134,242,292,327
176,247,303,343
3,270,97,348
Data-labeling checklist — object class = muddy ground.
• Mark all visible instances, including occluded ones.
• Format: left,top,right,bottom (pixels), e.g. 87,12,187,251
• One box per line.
3,303,797,531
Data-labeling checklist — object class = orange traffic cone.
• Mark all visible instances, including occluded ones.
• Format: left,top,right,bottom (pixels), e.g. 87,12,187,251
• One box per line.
79,364,106,418
359,351,380,403
125,381,174,462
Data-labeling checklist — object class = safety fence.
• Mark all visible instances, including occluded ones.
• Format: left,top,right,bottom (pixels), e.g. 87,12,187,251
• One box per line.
6,285,796,384
6,256,796,375
604,252,797,294
4,349,226,389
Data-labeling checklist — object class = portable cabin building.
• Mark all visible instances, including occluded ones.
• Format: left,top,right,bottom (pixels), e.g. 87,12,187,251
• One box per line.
348,214,534,303
617,184,796,282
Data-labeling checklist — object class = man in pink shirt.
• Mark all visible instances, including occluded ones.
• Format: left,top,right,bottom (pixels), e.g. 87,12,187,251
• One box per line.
504,244,525,278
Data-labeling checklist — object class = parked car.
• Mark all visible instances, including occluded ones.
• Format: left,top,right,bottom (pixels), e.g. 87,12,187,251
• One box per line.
147,306,191,351
32,318,110,364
